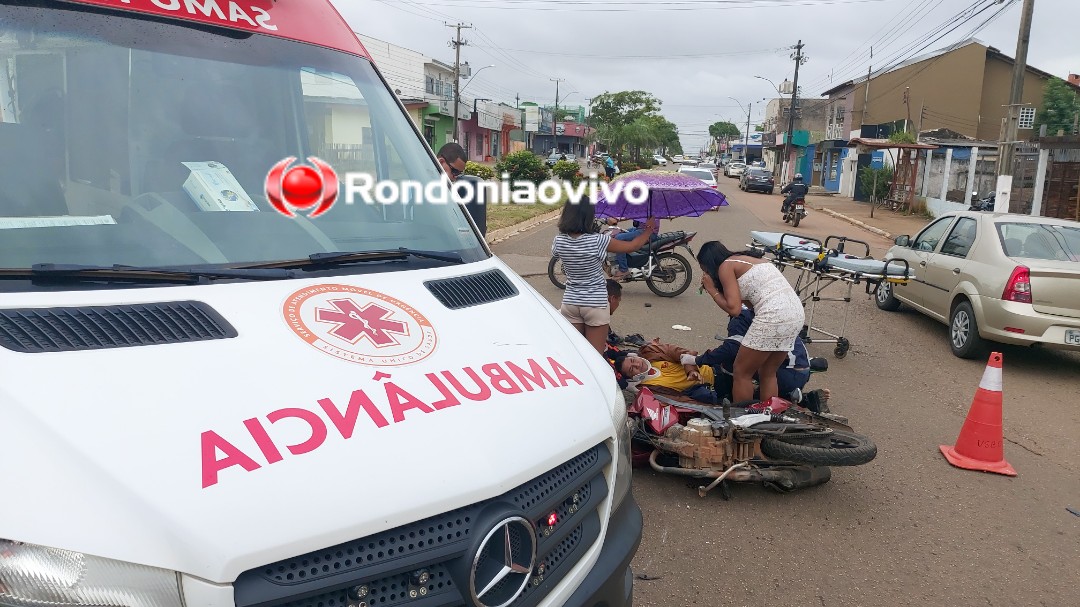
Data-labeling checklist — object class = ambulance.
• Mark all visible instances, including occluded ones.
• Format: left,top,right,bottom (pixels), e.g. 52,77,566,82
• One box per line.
0,2,642,607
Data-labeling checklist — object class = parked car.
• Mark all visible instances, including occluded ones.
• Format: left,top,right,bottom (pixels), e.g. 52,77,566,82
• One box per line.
673,154,684,163
546,151,567,166
876,211,1080,358
740,168,775,193
678,166,718,189
652,154,668,166
724,161,747,178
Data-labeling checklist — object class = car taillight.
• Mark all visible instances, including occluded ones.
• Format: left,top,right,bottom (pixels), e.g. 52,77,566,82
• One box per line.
1002,265,1032,303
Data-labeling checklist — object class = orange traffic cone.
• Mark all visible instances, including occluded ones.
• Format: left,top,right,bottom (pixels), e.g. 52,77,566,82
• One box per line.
939,352,1016,476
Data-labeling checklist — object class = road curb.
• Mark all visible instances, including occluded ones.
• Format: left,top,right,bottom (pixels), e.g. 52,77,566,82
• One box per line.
485,208,563,246
812,206,892,240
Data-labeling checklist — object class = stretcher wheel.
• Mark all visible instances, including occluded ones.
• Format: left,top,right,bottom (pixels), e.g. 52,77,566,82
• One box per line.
834,338,850,359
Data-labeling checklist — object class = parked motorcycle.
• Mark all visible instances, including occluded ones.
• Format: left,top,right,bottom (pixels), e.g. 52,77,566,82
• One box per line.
548,230,697,297
628,388,877,497
783,197,807,227
968,191,995,212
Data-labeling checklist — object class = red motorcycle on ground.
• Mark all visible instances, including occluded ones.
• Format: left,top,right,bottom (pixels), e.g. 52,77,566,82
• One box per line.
627,387,877,498
548,230,697,297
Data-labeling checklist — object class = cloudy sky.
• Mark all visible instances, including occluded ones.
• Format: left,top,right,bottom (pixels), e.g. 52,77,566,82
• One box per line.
333,0,1078,153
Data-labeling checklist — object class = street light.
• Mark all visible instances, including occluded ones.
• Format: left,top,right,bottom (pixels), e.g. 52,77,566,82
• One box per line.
460,64,495,93
728,96,753,163
454,64,494,145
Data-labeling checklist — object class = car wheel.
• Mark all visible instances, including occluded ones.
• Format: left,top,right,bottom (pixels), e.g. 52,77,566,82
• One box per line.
875,281,902,311
949,300,986,359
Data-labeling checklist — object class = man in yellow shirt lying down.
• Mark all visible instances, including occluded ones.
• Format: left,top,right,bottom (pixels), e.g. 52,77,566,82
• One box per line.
609,339,718,404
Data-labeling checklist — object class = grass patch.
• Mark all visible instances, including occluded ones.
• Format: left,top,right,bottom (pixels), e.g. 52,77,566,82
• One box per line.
487,199,565,231
482,184,570,231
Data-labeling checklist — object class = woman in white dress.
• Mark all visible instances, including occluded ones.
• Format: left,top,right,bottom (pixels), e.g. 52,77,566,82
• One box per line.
697,241,805,403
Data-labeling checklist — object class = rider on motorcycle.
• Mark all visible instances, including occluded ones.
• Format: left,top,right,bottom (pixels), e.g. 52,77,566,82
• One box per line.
780,173,809,216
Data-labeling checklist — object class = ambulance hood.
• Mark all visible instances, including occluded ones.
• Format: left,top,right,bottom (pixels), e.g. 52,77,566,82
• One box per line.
0,258,618,583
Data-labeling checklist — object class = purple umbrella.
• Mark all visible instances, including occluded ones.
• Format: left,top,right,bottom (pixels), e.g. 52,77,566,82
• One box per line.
593,169,729,220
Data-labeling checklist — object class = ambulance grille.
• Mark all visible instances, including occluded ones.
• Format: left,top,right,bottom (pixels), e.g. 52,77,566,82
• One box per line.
234,444,610,607
0,301,237,353
424,268,517,309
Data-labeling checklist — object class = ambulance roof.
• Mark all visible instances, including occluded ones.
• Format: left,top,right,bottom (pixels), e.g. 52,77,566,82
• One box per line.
60,0,370,59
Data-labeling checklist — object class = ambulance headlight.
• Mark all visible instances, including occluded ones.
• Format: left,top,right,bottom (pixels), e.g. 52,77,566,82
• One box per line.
0,539,183,607
610,385,633,511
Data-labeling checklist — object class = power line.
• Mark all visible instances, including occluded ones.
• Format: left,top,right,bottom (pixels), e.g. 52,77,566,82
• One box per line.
410,0,892,11
800,0,943,92
468,45,786,59
809,0,999,95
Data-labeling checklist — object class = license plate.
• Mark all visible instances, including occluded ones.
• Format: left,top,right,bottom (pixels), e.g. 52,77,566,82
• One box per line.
1066,329,1080,345
795,204,804,211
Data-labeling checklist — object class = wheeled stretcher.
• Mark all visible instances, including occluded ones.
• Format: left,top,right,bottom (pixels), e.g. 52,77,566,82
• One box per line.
747,231,916,358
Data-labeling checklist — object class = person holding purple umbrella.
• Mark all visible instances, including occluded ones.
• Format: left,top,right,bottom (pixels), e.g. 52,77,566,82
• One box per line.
610,216,659,280
553,201,655,354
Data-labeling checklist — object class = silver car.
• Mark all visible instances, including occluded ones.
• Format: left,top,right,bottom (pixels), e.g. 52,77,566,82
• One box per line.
876,211,1080,358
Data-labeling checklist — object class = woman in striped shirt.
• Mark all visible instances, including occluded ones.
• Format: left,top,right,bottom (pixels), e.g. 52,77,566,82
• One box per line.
552,202,655,354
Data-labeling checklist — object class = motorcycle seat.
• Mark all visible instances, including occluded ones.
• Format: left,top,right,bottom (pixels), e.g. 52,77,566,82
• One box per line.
649,231,686,249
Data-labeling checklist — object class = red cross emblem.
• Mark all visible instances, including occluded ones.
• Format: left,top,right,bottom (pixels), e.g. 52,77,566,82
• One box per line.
314,298,409,347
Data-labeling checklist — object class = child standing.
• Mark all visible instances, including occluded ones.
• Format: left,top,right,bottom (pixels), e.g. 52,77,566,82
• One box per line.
553,202,654,354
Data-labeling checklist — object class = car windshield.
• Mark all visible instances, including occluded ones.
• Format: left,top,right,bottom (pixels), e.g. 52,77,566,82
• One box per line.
0,3,486,284
683,170,714,181
749,169,771,177
998,222,1080,262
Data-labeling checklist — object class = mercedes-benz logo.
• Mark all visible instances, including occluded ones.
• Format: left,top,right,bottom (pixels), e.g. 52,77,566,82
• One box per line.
468,516,537,607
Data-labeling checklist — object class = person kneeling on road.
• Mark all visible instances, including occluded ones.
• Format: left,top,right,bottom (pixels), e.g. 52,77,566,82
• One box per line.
780,173,808,216
696,306,831,412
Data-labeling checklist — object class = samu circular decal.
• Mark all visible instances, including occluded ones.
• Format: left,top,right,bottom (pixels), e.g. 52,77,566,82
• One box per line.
283,284,437,367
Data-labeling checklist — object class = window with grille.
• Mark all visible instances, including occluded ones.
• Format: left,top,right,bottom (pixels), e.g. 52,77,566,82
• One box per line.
1018,107,1036,129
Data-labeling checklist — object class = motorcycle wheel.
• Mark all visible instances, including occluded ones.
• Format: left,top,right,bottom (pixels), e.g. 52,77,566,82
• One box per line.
645,252,693,297
792,212,801,228
547,256,566,290
761,430,877,466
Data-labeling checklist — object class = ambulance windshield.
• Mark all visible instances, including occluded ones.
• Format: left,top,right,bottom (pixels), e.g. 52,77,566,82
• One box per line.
0,3,488,284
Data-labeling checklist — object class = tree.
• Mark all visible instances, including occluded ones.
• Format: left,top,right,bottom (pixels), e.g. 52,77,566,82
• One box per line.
587,90,681,163
708,121,741,140
589,91,662,127
707,121,740,159
1034,77,1080,135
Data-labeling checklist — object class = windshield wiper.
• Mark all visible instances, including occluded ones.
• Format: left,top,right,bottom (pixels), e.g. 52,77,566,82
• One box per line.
239,248,465,270
0,264,295,285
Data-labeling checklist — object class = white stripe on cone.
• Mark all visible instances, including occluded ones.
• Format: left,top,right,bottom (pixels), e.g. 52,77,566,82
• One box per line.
978,364,1003,392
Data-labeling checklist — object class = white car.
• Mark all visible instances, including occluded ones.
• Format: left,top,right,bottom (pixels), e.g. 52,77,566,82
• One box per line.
724,162,747,178
679,166,719,189
652,155,668,166
673,154,684,163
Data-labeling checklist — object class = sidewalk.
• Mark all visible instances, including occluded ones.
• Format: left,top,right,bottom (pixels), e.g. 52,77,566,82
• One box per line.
803,193,931,240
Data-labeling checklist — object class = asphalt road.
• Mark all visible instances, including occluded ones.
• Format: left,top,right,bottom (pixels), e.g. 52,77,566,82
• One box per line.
492,168,1080,607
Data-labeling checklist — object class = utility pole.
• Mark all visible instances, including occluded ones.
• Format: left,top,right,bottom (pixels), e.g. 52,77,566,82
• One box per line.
550,78,564,153
918,100,926,134
996,0,1036,214
745,103,752,163
860,46,873,130
783,40,807,183
904,88,912,133
448,22,472,144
